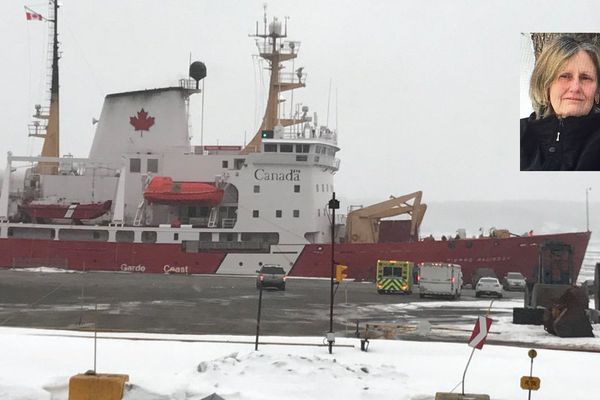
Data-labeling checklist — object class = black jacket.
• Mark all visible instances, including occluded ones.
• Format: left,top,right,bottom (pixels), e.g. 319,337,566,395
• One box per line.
520,112,600,171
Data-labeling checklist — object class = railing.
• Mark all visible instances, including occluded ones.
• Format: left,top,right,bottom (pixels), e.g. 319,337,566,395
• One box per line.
222,218,236,229
277,128,338,145
277,71,307,85
255,40,301,56
179,78,201,90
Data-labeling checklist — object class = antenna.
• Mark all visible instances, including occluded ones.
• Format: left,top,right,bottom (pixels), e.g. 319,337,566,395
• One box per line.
263,3,267,34
335,87,338,132
326,78,332,127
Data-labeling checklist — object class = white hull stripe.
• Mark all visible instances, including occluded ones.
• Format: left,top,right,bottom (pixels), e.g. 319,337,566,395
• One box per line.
64,204,77,218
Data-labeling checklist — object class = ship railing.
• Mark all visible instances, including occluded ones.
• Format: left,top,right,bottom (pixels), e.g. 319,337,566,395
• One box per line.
278,128,338,144
179,78,202,91
277,71,307,85
255,40,301,56
222,218,236,229
27,122,48,137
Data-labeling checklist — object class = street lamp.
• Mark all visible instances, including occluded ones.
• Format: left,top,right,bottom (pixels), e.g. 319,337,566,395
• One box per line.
327,192,340,354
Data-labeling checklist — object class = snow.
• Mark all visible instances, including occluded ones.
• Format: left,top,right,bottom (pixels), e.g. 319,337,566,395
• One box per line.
1,298,599,399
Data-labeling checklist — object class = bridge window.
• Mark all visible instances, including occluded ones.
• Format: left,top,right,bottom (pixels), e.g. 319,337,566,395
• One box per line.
222,160,228,168
253,210,259,218
147,159,158,173
294,185,300,193
264,144,277,152
254,185,260,193
280,144,293,152
296,144,309,153
130,158,141,173
276,210,282,218
293,210,300,218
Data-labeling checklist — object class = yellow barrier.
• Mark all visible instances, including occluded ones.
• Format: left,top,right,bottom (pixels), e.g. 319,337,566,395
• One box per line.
68,373,129,400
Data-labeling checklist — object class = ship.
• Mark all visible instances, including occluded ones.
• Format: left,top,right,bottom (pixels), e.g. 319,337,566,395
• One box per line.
0,3,590,283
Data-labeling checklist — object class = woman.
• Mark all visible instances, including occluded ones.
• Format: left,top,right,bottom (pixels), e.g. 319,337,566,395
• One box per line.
521,35,600,171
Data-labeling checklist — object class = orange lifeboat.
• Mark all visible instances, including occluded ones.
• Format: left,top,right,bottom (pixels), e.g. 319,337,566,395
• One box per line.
143,176,224,206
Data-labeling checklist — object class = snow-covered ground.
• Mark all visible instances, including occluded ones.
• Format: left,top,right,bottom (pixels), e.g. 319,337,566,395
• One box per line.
1,298,599,400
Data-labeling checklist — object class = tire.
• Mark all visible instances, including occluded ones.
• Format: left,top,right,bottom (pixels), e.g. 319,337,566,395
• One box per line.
475,292,481,298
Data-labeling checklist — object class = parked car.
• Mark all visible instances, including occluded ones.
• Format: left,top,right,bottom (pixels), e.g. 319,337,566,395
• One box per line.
475,277,503,298
256,265,287,290
471,267,497,287
503,272,526,291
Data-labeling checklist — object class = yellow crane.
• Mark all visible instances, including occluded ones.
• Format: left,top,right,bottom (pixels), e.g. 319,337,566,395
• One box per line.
345,191,427,244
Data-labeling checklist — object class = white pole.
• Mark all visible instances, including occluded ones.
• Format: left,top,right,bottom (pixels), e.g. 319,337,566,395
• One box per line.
586,187,591,232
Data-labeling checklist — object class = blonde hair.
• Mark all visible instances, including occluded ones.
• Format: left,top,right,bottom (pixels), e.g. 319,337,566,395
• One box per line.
529,35,600,119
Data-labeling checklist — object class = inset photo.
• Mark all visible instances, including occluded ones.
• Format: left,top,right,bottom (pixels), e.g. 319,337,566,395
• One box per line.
520,33,600,171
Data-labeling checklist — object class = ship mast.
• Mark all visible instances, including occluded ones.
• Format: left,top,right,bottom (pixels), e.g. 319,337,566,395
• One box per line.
30,0,60,174
242,10,306,154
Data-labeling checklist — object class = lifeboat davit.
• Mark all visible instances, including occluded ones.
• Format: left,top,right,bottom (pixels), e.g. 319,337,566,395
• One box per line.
20,200,112,220
143,176,224,206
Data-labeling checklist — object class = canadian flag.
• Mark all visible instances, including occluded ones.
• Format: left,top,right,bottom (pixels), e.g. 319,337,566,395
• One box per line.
25,10,43,21
468,316,493,349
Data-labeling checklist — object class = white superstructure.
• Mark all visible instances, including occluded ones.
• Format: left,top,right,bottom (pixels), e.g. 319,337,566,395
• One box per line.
0,14,341,275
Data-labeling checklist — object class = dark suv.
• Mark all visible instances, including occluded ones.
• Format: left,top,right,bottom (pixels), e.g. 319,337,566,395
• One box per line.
256,265,287,290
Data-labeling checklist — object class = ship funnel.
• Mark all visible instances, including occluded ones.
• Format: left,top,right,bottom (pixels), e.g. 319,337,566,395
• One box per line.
189,61,207,89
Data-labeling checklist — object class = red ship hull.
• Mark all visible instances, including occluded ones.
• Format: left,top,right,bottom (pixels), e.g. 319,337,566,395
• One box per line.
290,231,592,283
0,231,590,283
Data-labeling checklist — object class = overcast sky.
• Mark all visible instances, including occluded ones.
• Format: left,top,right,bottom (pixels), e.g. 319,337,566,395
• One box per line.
1,0,599,205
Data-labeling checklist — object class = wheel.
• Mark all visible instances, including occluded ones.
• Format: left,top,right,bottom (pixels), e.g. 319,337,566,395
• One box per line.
475,292,481,298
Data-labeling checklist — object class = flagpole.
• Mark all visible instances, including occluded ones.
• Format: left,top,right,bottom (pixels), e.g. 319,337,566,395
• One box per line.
461,346,476,395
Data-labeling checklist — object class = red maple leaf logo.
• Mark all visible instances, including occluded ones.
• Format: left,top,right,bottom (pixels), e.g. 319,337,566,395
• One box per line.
130,108,155,132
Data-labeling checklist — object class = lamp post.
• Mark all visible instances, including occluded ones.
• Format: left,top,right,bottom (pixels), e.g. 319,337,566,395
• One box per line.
586,187,592,232
327,192,340,354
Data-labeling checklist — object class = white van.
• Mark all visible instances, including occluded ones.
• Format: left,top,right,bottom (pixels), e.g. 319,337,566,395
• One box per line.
418,263,463,299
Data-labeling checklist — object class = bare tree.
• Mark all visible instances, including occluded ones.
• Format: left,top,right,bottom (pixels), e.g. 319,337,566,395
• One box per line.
531,33,600,61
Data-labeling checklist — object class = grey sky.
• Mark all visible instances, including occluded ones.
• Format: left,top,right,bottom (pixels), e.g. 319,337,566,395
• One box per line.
1,0,598,206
